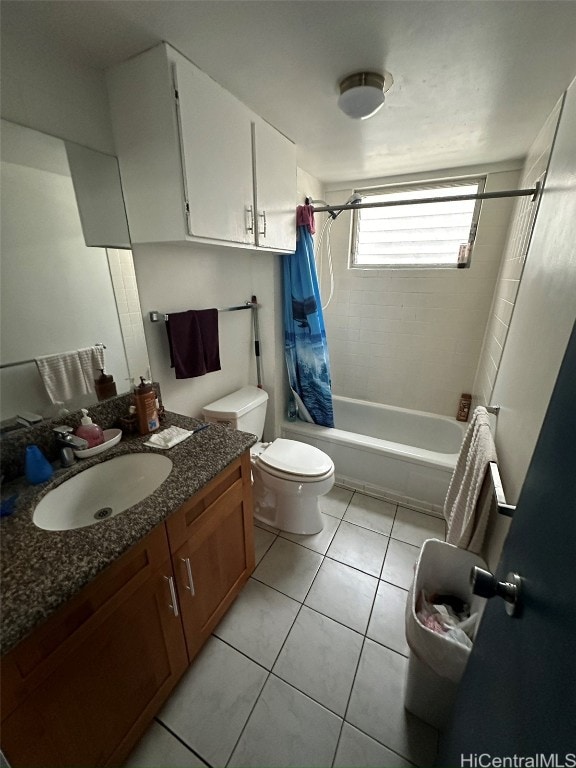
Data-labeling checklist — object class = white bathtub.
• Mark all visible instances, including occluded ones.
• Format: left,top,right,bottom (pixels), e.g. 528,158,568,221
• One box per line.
282,395,465,515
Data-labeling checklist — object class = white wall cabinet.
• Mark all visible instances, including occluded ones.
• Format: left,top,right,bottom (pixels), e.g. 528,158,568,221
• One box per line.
252,117,298,252
107,43,296,252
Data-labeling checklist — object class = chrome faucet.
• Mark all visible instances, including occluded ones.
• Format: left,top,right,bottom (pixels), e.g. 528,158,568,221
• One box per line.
53,426,88,467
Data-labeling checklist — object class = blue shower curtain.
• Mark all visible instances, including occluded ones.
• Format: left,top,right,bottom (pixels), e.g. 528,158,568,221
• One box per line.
283,223,334,427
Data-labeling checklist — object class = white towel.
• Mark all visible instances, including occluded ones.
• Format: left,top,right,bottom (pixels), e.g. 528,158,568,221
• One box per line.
36,346,104,404
444,406,497,553
144,426,193,449
77,345,104,386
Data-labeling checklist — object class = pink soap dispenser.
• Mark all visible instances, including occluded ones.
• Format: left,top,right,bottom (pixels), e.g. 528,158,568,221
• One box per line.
75,408,105,448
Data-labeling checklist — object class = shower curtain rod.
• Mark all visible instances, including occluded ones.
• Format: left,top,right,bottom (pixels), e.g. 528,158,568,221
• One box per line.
309,181,541,214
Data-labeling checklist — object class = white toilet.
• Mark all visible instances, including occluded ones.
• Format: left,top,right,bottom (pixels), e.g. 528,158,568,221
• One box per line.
202,386,335,534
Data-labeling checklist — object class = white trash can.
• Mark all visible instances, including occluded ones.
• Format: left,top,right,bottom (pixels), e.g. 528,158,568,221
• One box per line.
404,538,487,730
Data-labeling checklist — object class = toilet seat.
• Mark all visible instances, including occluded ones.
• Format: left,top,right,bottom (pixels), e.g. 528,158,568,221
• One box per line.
252,438,334,483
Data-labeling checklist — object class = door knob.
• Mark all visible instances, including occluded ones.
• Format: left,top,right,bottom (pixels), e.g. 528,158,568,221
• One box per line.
470,566,522,617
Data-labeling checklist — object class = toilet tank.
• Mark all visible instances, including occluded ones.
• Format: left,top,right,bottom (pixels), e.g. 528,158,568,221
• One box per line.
202,386,269,439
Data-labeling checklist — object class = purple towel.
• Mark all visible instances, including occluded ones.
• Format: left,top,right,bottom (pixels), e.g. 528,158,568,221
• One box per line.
196,309,221,373
166,309,220,379
296,204,316,234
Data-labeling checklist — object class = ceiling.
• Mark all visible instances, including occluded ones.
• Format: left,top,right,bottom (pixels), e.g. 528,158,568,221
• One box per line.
2,1,576,183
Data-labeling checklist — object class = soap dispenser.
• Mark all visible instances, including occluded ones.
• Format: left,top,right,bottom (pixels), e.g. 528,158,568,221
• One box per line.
75,409,105,448
94,369,117,401
134,378,160,435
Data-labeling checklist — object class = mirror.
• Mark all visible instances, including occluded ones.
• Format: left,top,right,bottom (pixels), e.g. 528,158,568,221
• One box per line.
0,119,150,425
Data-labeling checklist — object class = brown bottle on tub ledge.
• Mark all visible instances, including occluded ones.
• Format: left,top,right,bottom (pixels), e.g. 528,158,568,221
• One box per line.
134,377,160,435
456,393,472,422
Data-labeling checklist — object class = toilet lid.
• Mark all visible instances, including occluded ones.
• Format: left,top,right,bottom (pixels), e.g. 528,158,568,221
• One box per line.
258,438,333,477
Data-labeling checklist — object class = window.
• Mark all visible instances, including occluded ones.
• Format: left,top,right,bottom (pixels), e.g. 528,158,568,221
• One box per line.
350,177,485,269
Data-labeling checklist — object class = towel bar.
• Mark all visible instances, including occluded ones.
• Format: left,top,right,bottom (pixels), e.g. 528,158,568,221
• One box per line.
489,461,515,517
149,298,263,388
0,343,107,370
149,302,257,322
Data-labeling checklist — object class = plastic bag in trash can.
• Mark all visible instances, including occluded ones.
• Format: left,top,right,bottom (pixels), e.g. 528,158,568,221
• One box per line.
416,589,478,650
405,539,487,683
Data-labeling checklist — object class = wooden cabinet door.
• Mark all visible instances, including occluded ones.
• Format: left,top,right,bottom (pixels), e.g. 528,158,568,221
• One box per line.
174,51,255,246
253,117,297,253
173,467,255,660
1,530,188,768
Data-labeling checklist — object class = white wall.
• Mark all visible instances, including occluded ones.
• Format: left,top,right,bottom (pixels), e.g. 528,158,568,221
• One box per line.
132,243,286,443
7,8,570,488
321,166,519,417
1,14,322,434
474,102,562,407
133,244,258,416
132,165,322,437
297,167,324,210
0,123,128,419
479,83,575,572
1,26,114,154
1,31,150,414
490,79,576,505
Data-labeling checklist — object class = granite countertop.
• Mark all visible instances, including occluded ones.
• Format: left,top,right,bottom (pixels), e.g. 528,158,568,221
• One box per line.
0,412,257,655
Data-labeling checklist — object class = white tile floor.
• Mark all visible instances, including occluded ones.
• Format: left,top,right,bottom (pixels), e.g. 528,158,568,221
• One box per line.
125,487,446,768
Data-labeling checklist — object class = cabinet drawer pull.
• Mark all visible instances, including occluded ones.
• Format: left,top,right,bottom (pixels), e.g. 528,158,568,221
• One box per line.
258,210,267,237
181,557,195,596
164,575,180,617
245,205,254,234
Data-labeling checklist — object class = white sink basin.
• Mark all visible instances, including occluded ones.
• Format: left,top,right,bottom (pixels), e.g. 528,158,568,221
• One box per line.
33,454,173,531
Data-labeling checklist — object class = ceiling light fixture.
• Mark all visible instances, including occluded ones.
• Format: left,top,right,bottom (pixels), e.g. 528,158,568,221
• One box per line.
337,71,393,120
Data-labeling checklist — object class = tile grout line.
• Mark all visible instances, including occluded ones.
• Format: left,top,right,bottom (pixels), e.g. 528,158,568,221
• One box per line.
337,499,428,765
330,499,416,767
335,485,444,521
221,520,350,768
167,491,417,767
334,497,398,736
329,565,382,768
223,665,274,767
254,495,355,766
243,508,350,760
252,498,417,634
134,490,433,766
328,499,421,765
152,718,213,767
220,526,327,768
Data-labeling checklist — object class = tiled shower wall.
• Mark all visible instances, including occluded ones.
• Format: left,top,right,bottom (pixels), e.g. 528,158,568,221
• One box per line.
473,102,562,407
321,168,519,417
